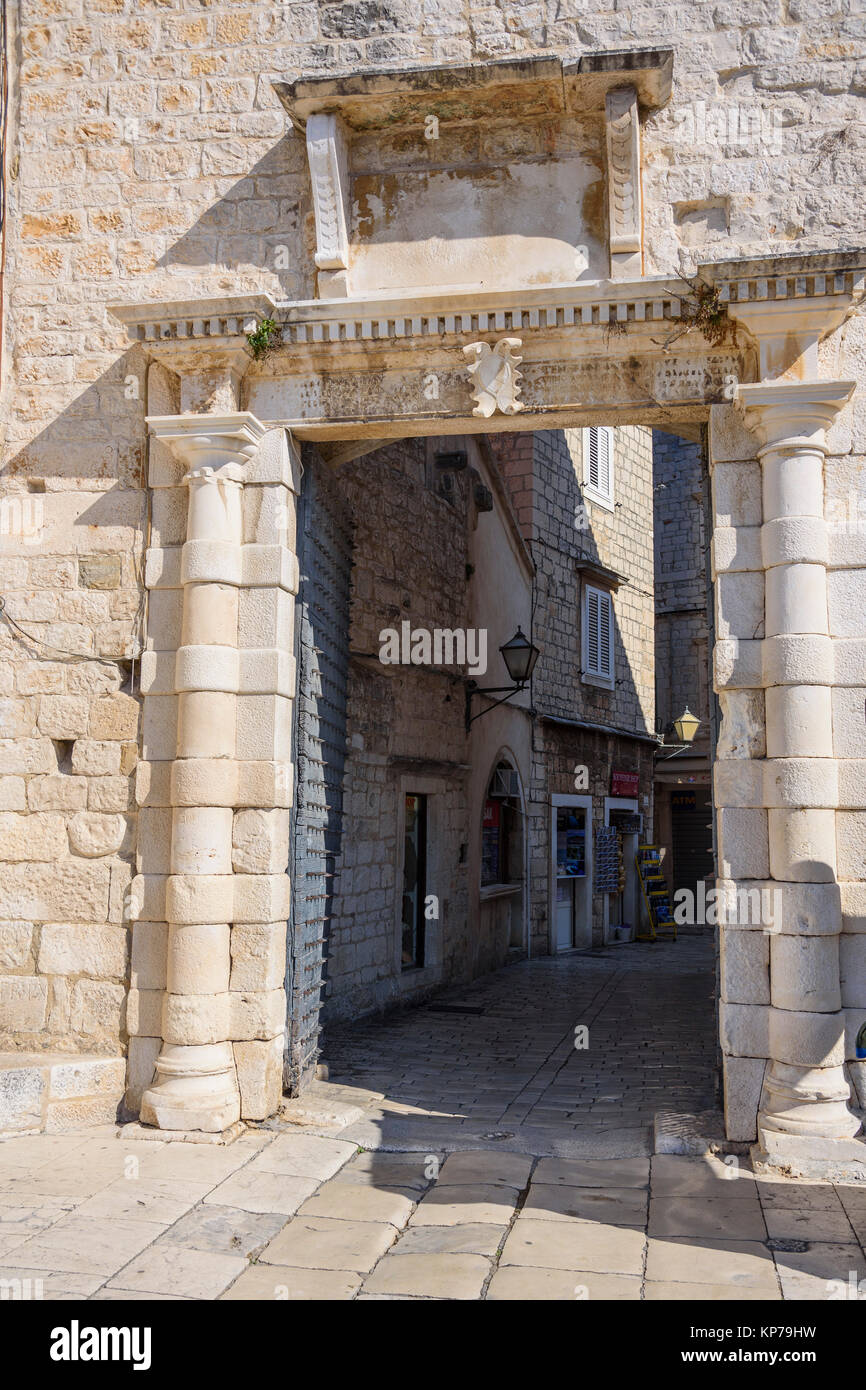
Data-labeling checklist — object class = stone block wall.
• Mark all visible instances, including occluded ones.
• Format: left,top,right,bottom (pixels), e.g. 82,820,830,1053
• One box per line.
0,548,139,1055
324,439,471,1022
492,426,656,737
653,428,712,743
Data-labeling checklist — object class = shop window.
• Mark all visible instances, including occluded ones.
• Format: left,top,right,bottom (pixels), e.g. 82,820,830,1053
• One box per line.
481,763,522,888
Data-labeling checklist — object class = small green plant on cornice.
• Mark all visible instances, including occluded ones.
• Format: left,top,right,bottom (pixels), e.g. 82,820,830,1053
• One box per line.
247,317,279,360
659,274,739,351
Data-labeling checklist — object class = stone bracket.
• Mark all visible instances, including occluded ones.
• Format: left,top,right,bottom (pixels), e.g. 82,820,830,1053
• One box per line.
605,85,643,278
305,112,351,297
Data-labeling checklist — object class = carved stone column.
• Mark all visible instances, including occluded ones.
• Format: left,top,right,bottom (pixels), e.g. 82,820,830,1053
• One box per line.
736,380,862,1172
140,415,266,1133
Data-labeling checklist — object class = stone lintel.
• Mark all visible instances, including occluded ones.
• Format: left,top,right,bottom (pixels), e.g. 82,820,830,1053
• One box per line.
273,50,673,130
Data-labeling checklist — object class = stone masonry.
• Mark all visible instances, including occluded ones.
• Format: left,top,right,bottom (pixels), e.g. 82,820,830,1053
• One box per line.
0,0,862,1173
492,426,657,949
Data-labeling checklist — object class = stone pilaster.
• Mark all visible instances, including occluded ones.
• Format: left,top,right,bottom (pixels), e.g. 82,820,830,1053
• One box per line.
132,414,298,1133
727,379,863,1174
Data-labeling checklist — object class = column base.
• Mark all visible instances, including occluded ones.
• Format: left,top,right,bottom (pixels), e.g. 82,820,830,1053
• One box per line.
755,1059,864,1178
759,1060,860,1139
752,1131,866,1182
140,1042,240,1133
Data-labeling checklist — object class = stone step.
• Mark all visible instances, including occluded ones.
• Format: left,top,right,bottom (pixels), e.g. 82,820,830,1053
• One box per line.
0,1052,126,1138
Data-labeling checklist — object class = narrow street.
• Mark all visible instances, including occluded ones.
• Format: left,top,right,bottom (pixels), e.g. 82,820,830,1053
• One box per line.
323,929,719,1155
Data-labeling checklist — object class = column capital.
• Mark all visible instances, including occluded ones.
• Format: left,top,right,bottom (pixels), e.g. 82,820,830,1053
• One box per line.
146,412,268,479
734,379,855,452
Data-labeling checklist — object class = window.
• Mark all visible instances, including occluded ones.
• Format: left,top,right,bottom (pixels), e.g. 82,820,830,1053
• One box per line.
482,796,515,886
481,762,524,887
583,426,615,510
401,794,427,970
582,583,614,687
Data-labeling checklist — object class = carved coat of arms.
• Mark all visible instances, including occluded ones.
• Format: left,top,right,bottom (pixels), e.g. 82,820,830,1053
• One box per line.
463,337,524,417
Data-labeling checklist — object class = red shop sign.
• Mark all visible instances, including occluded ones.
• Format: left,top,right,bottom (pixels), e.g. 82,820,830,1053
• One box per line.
611,769,639,797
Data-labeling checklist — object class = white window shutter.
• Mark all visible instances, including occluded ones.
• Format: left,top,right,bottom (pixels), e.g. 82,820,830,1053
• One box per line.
587,428,600,492
586,587,600,674
584,426,614,505
584,585,614,682
599,590,612,677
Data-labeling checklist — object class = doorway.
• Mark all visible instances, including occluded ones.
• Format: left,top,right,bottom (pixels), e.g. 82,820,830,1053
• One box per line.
551,794,593,952
604,797,641,944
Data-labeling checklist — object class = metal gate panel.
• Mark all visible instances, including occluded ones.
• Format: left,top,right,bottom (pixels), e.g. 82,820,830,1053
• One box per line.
285,452,353,1094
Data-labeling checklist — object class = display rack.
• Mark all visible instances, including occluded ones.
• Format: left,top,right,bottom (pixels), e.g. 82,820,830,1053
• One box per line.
635,844,677,941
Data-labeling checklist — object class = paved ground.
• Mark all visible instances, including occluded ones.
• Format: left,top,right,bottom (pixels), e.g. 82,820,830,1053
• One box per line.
324,928,719,1153
1,932,864,1301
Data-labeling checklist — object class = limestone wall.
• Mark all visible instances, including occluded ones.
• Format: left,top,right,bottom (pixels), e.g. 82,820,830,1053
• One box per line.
324,438,472,1022
653,429,712,742
0,2,863,1146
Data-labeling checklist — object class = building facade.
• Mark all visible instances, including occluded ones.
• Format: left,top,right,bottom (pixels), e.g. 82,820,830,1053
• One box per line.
652,429,714,901
0,3,864,1176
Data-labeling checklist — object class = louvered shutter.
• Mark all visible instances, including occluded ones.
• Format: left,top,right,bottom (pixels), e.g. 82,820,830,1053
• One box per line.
586,587,600,674
585,426,613,504
584,584,614,681
598,590,612,678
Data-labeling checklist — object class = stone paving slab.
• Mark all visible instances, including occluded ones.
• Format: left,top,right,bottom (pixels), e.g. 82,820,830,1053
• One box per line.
644,1236,780,1290
331,1150,439,1191
251,1133,357,1180
532,1156,649,1188
436,1150,533,1188
757,1183,847,1211
259,1215,397,1272
772,1241,866,1293
409,1183,519,1227
391,1222,505,1257
0,1266,104,1299
644,1281,782,1301
762,1205,859,1244
523,1183,648,1227
500,1218,647,1275
74,1179,212,1225
487,1266,642,1300
220,1264,362,1300
106,1244,248,1299
362,1252,492,1299
648,1195,767,1241
649,1153,759,1199
10,1213,167,1276
160,1204,285,1257
202,1168,320,1216
297,1179,416,1226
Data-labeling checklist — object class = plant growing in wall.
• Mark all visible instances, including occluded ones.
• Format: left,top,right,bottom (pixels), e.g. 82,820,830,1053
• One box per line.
246,317,280,361
659,275,739,350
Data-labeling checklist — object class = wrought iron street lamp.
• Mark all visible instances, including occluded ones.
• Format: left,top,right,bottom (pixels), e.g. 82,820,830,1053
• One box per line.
658,705,701,759
466,627,540,729
672,706,700,745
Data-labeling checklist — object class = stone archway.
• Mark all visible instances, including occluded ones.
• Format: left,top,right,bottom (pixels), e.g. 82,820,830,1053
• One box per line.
110,53,866,1179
